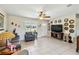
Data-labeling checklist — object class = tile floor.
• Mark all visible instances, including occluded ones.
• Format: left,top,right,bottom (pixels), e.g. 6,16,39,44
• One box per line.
20,37,79,55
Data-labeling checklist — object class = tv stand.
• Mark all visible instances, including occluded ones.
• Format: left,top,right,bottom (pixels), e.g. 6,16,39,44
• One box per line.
51,32,64,40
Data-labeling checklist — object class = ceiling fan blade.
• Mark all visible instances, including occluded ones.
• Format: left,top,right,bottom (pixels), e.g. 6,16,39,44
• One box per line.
39,11,43,17
38,10,50,19
43,16,50,18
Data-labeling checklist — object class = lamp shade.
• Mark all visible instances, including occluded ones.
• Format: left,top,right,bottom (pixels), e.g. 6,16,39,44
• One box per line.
0,32,15,40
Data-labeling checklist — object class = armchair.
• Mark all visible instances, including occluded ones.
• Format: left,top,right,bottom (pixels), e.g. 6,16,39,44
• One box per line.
24,32,35,42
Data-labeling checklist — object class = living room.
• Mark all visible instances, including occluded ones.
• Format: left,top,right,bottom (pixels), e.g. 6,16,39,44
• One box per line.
0,4,79,55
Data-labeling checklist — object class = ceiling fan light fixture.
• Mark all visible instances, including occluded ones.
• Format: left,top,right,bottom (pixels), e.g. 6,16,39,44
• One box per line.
39,17,44,19
38,9,50,19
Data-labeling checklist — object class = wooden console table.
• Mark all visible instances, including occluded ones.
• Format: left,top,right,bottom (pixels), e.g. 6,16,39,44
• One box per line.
0,48,20,55
51,32,64,40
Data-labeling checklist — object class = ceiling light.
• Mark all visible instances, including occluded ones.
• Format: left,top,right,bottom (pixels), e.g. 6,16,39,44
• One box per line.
38,10,50,19
39,17,43,19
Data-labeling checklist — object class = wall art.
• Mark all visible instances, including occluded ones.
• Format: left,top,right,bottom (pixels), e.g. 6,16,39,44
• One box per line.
64,18,68,22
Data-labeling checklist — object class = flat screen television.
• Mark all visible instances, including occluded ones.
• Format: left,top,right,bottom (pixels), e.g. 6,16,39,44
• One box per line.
51,25,63,32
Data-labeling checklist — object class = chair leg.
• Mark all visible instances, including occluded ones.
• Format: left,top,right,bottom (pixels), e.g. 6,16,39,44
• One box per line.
76,48,78,52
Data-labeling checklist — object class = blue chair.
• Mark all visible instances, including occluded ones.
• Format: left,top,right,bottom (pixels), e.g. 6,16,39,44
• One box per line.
24,32,35,42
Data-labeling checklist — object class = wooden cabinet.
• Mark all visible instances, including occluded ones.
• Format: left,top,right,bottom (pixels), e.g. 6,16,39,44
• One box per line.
76,36,79,52
51,32,64,40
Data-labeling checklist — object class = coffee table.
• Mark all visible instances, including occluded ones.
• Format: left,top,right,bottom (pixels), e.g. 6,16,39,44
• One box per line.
12,49,29,55
0,48,16,55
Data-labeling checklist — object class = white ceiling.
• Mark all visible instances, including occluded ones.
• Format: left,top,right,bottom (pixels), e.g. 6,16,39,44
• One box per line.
0,4,79,18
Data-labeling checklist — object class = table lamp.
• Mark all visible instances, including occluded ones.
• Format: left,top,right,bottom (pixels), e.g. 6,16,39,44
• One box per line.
0,32,15,46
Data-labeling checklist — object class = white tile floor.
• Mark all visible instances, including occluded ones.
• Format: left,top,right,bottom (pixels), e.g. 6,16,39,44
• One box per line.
20,37,79,55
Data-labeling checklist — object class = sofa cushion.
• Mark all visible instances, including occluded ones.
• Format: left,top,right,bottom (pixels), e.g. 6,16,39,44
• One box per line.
0,40,6,47
0,46,5,51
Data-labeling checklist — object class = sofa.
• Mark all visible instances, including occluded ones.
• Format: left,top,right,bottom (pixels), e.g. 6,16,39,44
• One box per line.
10,33,20,43
0,31,21,52
24,32,35,42
10,32,21,50
0,40,6,51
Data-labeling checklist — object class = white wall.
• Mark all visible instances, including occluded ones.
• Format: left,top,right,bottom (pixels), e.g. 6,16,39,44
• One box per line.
0,8,7,33
7,15,48,40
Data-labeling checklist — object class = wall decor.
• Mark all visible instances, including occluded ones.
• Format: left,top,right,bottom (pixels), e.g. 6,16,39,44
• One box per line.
64,23,68,26
15,24,17,26
64,18,68,22
64,27,68,30
69,29,74,33
54,20,57,23
69,19,74,24
33,26,36,28
58,19,61,23
0,13,4,29
69,25,74,28
51,21,53,23
11,22,14,25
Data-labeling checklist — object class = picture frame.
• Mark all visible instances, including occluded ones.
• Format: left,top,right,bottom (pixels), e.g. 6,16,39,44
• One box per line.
54,20,57,23
0,13,4,31
51,21,53,23
58,19,61,23
11,22,14,25
15,24,17,26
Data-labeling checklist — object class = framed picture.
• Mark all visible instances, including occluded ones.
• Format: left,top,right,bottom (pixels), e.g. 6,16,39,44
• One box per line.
48,23,50,31
54,20,57,23
11,22,14,25
51,21,53,23
15,24,17,26
0,13,4,30
58,19,61,23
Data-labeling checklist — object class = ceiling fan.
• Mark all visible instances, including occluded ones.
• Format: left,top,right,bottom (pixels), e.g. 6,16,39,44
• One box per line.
38,10,50,19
